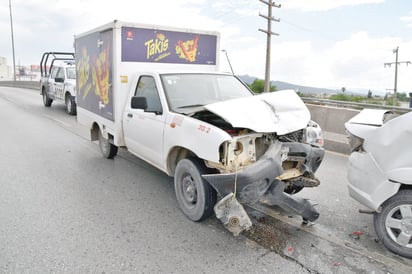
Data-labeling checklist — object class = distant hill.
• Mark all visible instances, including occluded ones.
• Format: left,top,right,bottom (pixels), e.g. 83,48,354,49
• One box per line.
237,74,258,85
237,74,364,96
271,81,340,95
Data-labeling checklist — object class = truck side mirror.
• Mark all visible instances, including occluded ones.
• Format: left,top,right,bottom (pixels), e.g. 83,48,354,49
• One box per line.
55,77,64,83
131,96,147,110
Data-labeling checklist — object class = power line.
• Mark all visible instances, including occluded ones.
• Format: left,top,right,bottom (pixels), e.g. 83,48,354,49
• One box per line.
193,0,260,29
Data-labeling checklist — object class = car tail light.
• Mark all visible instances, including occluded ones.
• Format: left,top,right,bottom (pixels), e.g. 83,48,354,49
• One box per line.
347,132,364,152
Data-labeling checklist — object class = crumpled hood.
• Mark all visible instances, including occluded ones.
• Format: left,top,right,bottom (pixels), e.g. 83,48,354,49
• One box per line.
204,89,310,135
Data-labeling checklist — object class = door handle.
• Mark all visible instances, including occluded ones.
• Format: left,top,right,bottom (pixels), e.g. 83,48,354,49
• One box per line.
127,113,133,118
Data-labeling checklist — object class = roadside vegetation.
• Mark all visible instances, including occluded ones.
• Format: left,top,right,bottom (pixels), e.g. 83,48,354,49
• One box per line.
327,91,409,107
247,79,276,93
245,78,410,107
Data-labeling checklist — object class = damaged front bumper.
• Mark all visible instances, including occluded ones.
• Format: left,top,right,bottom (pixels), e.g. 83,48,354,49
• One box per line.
203,140,324,235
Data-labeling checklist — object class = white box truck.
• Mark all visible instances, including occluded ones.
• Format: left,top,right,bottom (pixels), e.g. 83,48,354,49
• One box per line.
74,20,325,235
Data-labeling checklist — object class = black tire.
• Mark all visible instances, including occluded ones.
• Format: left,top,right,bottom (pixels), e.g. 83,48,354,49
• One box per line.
65,94,77,115
284,185,304,194
374,189,412,259
174,158,217,222
98,129,118,159
42,89,52,107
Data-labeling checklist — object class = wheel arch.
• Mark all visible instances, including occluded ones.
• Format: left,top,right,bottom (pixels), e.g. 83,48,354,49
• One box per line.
91,122,115,143
90,122,100,141
166,146,198,176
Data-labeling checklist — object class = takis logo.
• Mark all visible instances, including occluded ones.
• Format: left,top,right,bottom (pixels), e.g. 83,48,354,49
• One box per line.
145,33,169,60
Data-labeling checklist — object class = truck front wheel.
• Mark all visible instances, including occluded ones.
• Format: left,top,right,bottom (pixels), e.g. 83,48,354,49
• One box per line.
65,94,76,115
98,129,118,159
174,158,217,222
42,90,52,107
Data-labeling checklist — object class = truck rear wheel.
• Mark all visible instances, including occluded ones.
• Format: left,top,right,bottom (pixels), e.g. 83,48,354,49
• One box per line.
65,94,76,115
42,90,52,107
174,158,217,222
98,129,118,159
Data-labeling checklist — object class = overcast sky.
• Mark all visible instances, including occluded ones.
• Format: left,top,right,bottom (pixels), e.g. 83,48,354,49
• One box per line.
1,0,412,93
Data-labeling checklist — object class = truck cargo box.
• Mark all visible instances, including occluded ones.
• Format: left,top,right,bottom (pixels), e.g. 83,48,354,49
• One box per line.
74,20,220,125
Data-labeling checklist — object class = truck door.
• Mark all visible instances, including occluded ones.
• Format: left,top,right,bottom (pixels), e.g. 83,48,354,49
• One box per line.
54,67,65,100
47,66,59,100
123,75,166,168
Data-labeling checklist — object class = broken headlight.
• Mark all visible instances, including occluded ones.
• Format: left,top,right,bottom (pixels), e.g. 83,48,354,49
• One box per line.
304,120,324,147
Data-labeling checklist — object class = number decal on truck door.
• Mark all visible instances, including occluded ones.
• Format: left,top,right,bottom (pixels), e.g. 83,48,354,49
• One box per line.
198,124,211,133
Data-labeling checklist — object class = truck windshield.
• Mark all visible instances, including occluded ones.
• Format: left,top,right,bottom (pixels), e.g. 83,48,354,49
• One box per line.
161,74,253,112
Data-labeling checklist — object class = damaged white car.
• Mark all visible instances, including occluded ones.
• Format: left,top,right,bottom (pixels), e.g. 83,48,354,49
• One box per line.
345,109,412,258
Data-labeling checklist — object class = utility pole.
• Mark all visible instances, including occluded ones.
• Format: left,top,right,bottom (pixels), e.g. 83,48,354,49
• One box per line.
384,47,411,105
9,0,16,82
259,0,280,93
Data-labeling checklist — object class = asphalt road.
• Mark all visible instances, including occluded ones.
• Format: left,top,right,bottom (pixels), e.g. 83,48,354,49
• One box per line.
1,86,412,273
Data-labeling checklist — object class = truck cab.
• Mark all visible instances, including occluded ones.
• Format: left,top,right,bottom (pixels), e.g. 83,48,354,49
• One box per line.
40,52,77,115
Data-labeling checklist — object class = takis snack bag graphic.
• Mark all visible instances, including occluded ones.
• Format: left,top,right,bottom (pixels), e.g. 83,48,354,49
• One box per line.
175,35,199,62
77,47,91,98
92,43,110,106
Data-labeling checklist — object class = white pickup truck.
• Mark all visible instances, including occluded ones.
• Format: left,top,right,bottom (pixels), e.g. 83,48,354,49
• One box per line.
40,52,77,115
74,20,325,234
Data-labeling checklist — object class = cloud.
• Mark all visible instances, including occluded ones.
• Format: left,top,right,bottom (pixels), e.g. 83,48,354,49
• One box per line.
330,32,411,88
234,8,258,17
1,0,221,65
228,31,412,93
400,12,412,28
2,0,412,94
281,0,384,12
400,16,412,22
279,32,411,92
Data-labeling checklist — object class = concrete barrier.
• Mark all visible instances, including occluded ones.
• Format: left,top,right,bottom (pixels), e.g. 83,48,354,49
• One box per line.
0,81,39,90
307,104,359,154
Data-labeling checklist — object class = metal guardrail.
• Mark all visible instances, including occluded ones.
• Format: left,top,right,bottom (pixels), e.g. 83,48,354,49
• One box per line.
302,97,412,114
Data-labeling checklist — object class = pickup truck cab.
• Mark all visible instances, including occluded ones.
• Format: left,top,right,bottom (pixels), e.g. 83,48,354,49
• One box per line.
40,52,77,115
75,21,325,235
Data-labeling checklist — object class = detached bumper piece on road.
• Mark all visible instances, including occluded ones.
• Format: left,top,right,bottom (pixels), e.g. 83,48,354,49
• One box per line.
203,141,324,235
